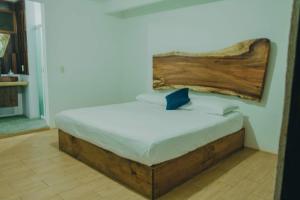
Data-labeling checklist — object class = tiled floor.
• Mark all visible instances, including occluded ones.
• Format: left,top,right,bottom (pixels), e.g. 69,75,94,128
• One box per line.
0,116,48,137
0,129,277,200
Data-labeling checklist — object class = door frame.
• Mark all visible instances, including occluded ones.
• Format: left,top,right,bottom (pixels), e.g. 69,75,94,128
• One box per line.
25,0,50,124
275,0,300,199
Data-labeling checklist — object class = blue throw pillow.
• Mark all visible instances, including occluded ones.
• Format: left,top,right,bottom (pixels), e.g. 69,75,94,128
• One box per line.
166,88,190,110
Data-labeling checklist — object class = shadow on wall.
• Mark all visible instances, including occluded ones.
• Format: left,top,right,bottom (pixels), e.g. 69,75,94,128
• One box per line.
243,116,258,149
111,0,225,18
242,42,278,150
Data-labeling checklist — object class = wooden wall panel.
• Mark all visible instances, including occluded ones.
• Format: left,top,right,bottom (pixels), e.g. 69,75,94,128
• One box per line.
153,38,271,101
0,0,28,75
15,0,28,74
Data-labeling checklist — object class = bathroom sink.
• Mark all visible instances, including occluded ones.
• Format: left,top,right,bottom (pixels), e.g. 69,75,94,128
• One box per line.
0,76,18,82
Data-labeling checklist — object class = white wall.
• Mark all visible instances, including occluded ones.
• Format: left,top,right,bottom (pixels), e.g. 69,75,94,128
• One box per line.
119,0,293,153
102,0,163,14
43,0,123,127
24,0,41,119
42,0,293,153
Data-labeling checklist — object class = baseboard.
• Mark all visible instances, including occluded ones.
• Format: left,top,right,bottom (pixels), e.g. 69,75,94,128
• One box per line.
0,127,50,139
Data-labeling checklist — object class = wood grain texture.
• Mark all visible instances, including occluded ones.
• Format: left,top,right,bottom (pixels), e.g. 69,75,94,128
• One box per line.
0,0,28,75
0,81,28,87
59,129,245,199
59,131,153,198
153,38,271,101
152,129,245,198
0,76,18,82
15,0,29,75
0,87,18,107
0,8,16,33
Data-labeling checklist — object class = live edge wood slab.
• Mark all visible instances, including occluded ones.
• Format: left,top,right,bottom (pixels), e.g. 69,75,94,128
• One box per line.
153,38,271,101
59,129,245,199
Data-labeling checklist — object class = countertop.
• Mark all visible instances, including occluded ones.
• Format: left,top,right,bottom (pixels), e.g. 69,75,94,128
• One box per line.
0,81,29,87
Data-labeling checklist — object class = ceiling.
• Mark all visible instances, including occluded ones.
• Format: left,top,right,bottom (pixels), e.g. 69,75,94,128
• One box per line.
102,0,224,18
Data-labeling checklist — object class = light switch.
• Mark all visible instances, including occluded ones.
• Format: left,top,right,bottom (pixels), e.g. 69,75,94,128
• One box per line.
60,65,65,74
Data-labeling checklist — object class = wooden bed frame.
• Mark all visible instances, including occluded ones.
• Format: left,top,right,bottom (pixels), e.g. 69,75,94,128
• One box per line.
59,128,245,199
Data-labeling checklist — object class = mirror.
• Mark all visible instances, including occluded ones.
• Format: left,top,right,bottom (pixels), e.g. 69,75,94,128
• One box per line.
0,33,10,58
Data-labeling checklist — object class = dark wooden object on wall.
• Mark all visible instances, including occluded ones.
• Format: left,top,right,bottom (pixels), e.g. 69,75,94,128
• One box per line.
15,0,28,74
59,129,245,199
11,53,17,72
0,76,19,107
0,76,18,82
0,9,16,33
153,38,271,101
0,87,18,107
0,2,17,74
0,0,28,75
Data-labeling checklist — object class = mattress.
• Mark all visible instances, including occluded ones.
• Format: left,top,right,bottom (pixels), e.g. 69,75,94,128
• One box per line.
55,101,243,166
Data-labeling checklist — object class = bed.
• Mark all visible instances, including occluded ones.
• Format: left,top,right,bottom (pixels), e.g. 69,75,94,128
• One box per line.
57,38,270,199
56,100,244,199
56,101,244,166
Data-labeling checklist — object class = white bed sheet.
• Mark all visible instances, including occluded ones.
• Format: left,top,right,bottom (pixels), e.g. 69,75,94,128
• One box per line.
55,101,243,166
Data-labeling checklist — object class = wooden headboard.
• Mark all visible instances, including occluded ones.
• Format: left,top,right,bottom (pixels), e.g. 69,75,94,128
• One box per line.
153,38,271,101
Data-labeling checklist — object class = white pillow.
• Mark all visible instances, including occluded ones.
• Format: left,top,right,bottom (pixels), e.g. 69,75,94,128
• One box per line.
136,93,166,106
136,93,238,115
136,93,193,110
189,95,238,115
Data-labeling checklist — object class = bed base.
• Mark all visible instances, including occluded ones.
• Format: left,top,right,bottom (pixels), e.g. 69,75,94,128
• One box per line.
59,129,245,199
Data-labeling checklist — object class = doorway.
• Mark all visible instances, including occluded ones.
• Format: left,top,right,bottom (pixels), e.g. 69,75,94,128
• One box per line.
0,0,49,137
275,0,300,199
26,0,48,120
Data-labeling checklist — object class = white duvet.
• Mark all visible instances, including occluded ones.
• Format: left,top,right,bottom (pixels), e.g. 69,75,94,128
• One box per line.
55,101,243,166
